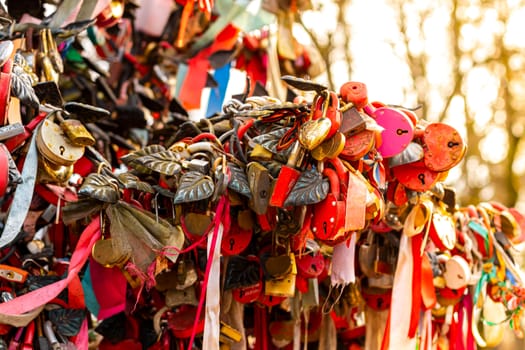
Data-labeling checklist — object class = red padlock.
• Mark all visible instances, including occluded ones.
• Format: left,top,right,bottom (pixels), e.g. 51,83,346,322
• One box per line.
417,122,466,172
339,129,376,161
391,160,440,192
232,256,263,304
296,243,326,279
221,220,253,256
339,81,368,109
310,167,346,245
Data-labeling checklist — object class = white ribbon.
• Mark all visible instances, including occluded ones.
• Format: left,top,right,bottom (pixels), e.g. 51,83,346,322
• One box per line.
387,234,417,349
202,222,224,350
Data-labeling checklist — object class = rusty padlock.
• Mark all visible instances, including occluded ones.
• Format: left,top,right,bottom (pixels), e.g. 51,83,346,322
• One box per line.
418,122,466,172
36,111,86,167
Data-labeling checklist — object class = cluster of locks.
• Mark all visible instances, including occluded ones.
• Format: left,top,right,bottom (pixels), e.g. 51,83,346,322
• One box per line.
0,0,522,350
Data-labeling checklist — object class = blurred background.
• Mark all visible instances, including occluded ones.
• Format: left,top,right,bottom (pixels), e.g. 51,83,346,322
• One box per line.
295,0,525,213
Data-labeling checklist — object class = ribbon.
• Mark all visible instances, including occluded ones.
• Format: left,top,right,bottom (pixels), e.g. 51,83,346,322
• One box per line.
0,218,100,320
188,196,229,350
178,24,240,110
385,233,417,349
206,62,231,117
0,127,39,248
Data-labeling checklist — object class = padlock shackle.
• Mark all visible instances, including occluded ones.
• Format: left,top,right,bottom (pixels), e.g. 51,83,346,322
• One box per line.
339,81,368,109
322,167,340,199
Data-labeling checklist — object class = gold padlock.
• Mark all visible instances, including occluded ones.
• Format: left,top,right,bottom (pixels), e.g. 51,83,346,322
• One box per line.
59,118,96,147
37,155,73,185
219,321,242,344
36,111,85,166
37,29,59,83
265,253,297,297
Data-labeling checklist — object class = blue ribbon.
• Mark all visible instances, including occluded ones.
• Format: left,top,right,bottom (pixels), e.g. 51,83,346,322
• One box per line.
206,62,231,117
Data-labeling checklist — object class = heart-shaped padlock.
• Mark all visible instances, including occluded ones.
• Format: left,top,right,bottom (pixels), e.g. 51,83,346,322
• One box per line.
298,118,332,150
392,160,440,192
310,167,346,245
429,206,457,251
221,220,253,256
296,240,326,279
364,103,415,158
420,122,466,172
36,113,85,166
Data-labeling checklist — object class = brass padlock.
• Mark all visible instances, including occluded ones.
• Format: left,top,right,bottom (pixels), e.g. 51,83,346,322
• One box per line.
36,111,85,166
37,29,58,83
59,117,96,147
45,28,63,74
265,253,297,297
37,155,73,185
220,321,242,344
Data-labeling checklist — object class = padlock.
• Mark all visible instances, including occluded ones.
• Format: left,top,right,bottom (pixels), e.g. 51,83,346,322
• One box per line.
232,255,263,304
59,117,96,147
36,112,86,167
221,220,253,256
339,129,376,161
311,91,342,139
339,81,369,109
247,161,271,214
339,104,367,136
363,102,415,158
299,98,334,151
165,285,199,307
264,252,297,297
310,167,346,244
429,204,457,251
37,29,58,83
219,321,242,344
418,122,466,172
0,57,12,126
296,239,325,279
44,28,63,75
392,160,440,192
268,141,306,208
311,131,345,161
438,254,471,290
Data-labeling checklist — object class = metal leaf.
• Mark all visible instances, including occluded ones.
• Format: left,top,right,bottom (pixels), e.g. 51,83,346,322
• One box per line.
281,75,327,93
174,171,215,204
120,144,166,166
117,173,154,193
284,167,329,207
250,127,293,160
78,173,120,203
134,150,182,175
227,162,251,198
10,65,39,109
48,308,86,336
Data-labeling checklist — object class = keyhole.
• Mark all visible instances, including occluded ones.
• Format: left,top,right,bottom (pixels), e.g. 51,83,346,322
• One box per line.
260,190,267,199
229,238,235,251
447,141,460,148
377,298,383,309
311,264,318,272
418,173,425,185
59,145,65,156
396,129,409,135
239,289,245,298
322,221,328,234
